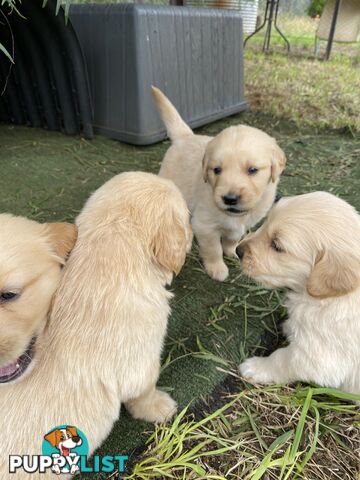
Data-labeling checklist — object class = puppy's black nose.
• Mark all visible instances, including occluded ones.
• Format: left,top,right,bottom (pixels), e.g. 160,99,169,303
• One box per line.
72,436,80,443
236,246,244,260
223,194,240,206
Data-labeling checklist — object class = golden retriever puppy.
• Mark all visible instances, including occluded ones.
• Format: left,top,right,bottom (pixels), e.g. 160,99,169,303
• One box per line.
237,192,360,397
152,87,286,281
0,172,191,479
0,214,77,384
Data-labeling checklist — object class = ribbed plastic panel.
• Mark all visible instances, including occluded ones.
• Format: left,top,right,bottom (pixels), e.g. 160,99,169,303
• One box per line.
70,4,247,145
0,0,93,138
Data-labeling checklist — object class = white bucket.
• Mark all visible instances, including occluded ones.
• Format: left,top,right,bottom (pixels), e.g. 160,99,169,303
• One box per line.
184,0,259,34
238,0,259,34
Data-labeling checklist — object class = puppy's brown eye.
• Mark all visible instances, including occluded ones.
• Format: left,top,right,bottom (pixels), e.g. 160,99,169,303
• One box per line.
213,167,222,175
271,239,283,253
0,292,18,302
248,166,258,175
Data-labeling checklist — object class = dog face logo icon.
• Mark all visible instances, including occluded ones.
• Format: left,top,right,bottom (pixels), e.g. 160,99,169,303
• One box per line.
43,425,88,475
45,426,82,456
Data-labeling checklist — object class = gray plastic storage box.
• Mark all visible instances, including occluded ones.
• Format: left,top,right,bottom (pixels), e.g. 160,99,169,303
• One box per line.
70,4,247,145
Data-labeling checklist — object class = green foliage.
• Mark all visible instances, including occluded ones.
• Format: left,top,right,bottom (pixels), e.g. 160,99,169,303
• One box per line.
1,0,21,15
307,0,326,17
128,384,360,479
0,0,72,61
244,13,360,133
1,0,71,14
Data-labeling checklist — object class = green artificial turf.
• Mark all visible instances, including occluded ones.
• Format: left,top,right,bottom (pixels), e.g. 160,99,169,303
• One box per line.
1,114,359,478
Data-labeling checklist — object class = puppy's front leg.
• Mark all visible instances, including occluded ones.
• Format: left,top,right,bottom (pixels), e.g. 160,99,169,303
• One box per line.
239,346,299,385
196,227,228,281
125,386,177,424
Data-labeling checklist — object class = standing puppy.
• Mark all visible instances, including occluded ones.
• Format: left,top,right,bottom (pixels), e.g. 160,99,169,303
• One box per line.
0,173,192,479
152,87,286,281
237,192,360,398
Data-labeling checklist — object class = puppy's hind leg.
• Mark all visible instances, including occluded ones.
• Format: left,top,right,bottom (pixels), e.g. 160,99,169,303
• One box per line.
125,386,177,424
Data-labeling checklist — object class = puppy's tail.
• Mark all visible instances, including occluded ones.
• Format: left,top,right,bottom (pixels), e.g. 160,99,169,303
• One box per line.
151,86,193,141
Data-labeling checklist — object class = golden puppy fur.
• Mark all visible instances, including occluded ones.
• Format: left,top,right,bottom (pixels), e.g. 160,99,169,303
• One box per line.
0,214,77,384
238,192,360,398
152,86,286,281
0,172,191,479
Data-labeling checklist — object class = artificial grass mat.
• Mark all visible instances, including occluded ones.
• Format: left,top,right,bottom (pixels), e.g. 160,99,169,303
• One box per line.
1,113,359,477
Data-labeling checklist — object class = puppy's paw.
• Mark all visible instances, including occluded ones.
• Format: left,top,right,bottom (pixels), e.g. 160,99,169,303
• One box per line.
127,389,177,424
239,357,278,384
282,320,292,338
205,261,229,281
148,390,177,423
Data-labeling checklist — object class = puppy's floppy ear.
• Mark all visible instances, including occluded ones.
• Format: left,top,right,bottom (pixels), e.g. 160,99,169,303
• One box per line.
44,429,61,448
67,426,78,437
202,153,209,183
271,144,287,183
151,210,189,275
307,249,360,299
44,222,78,261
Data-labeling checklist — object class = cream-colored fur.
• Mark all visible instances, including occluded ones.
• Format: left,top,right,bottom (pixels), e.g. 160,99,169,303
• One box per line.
152,86,286,281
0,214,77,384
238,192,360,399
0,172,191,478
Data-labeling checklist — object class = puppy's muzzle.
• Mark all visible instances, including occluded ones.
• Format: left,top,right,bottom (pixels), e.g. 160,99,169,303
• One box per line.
222,194,240,206
236,245,244,260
